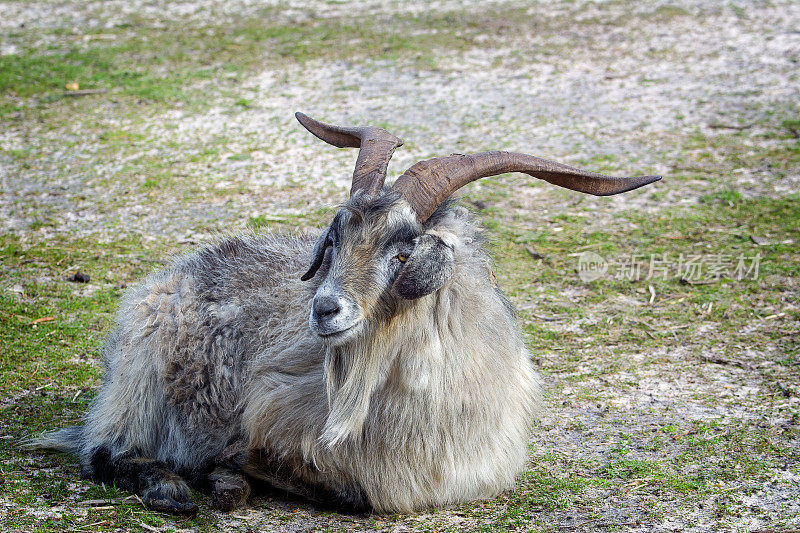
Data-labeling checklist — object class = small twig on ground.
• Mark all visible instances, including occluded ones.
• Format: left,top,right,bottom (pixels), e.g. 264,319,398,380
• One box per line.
69,521,110,531
63,89,107,97
132,493,145,508
76,498,120,506
707,121,753,130
622,479,649,488
533,314,563,322
524,245,547,261
697,353,752,370
26,316,56,326
558,519,640,529
630,317,659,340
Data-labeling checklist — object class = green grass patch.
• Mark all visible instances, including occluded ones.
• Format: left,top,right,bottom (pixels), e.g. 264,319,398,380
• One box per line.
598,459,660,480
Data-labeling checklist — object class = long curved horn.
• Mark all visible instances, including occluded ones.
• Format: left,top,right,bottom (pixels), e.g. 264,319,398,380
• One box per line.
296,112,403,196
391,151,661,222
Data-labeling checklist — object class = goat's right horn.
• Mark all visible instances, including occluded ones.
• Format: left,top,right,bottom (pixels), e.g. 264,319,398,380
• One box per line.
391,151,661,222
296,112,403,197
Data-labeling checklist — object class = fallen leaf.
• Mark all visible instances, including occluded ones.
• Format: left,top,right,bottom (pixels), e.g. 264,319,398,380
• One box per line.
28,317,55,325
65,82,80,91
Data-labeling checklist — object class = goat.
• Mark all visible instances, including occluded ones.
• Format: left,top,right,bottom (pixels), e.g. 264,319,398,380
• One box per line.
29,113,660,514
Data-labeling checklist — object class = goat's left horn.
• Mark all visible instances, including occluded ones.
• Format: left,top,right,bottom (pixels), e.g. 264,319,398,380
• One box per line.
296,112,403,197
391,151,661,222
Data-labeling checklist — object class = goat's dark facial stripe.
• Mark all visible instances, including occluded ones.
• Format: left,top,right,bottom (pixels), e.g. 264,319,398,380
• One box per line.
329,211,352,247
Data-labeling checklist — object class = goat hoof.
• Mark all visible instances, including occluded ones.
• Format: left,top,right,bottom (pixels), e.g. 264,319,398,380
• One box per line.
211,485,248,511
145,491,199,516
209,469,250,511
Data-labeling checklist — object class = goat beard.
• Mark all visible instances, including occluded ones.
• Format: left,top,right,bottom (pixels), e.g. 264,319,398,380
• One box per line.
320,322,394,449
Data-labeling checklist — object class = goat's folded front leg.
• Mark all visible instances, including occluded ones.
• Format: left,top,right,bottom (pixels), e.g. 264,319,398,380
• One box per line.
85,446,198,515
241,448,368,512
213,439,368,511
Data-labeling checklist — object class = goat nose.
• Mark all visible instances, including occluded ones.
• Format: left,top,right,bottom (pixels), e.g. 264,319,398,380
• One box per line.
313,296,341,318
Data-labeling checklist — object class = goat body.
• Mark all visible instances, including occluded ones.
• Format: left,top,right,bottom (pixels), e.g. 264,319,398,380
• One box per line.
32,113,658,514
35,199,540,513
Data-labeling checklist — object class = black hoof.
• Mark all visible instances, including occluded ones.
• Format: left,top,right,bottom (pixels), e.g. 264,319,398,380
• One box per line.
210,470,250,511
145,489,199,516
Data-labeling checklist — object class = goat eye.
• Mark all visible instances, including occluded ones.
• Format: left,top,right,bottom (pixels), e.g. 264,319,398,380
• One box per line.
396,253,408,263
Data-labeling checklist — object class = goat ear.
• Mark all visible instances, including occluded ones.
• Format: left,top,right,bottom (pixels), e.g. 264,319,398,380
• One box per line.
301,229,330,281
391,233,455,300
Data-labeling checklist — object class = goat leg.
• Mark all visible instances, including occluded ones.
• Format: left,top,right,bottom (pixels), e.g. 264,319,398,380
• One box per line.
242,448,368,511
85,446,198,515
